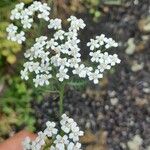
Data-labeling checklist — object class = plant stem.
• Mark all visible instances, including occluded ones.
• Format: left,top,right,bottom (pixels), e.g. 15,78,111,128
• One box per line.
59,83,65,116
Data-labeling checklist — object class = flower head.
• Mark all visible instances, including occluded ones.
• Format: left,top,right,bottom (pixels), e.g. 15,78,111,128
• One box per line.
7,1,121,86
23,114,83,150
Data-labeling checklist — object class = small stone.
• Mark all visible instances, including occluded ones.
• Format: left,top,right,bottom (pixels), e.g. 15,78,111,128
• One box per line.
135,97,148,106
127,135,143,150
110,98,118,106
133,135,143,145
120,142,127,149
97,113,104,120
105,105,109,110
143,88,150,94
131,61,144,72
138,17,150,33
125,38,136,55
134,0,139,5
108,90,116,97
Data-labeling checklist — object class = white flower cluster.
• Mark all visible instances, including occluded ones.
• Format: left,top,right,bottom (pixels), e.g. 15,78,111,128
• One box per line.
7,1,121,86
6,1,51,43
22,114,84,150
6,23,25,44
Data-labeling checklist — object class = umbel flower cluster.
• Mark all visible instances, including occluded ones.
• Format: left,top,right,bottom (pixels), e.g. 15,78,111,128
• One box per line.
22,114,84,150
6,1,121,87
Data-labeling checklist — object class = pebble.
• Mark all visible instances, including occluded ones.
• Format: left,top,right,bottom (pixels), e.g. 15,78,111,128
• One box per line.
110,98,118,106
125,38,136,55
131,61,144,72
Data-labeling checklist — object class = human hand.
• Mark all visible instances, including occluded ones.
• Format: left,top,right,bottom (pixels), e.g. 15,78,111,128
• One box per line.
0,130,36,150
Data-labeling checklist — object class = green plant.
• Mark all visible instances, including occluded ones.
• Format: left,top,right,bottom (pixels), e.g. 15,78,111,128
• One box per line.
6,1,120,118
0,22,21,64
0,76,36,137
0,0,36,138
84,0,102,21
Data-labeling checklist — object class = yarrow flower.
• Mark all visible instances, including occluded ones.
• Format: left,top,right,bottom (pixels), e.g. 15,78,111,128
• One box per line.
7,1,121,87
9,1,51,30
44,121,58,137
22,114,84,150
6,24,25,44
48,18,62,30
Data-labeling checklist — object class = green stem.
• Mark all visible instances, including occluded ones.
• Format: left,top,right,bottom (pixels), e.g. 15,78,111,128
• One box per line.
59,83,65,116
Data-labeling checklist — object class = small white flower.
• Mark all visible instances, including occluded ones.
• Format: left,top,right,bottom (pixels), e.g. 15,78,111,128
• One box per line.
40,62,52,74
33,74,52,87
68,58,81,68
65,31,78,40
54,135,69,150
50,145,59,150
15,2,25,10
69,47,81,58
61,118,77,134
48,18,62,30
38,13,50,21
38,2,51,13
46,39,58,49
15,31,26,44
40,51,50,63
22,137,31,150
69,126,84,142
6,24,18,33
88,70,103,84
35,131,46,147
10,9,21,20
20,8,33,19
57,57,70,67
21,69,29,80
87,39,99,50
60,114,70,125
104,38,118,48
30,141,41,150
37,3,51,21
6,24,18,41
99,52,112,64
21,18,33,29
44,121,58,137
59,44,70,54
84,67,93,75
10,2,24,20
56,67,69,82
51,54,61,66
36,36,47,46
96,34,106,46
89,50,102,62
68,16,86,31
24,62,40,73
109,54,121,66
54,30,65,40
72,64,87,78
98,63,111,72
67,142,82,150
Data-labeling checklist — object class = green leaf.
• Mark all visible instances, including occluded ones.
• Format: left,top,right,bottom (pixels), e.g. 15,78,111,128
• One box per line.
67,80,87,90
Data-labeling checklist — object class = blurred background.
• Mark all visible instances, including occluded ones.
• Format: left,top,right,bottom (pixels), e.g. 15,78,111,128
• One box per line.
0,0,150,149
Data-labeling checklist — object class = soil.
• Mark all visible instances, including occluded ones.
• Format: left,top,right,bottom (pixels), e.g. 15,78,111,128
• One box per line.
32,0,150,149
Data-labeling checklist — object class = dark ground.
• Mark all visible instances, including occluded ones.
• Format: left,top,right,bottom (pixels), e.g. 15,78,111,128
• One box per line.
32,0,150,149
